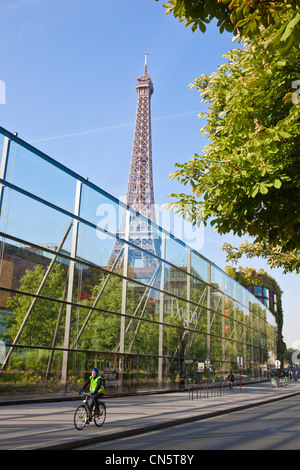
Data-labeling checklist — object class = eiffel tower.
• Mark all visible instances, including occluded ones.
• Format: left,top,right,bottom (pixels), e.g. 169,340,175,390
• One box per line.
109,54,160,268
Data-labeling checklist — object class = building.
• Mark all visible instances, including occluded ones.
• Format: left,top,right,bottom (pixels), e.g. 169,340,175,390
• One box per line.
0,61,278,399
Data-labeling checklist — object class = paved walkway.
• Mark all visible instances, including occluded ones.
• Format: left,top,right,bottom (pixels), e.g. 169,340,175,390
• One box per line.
1,380,300,450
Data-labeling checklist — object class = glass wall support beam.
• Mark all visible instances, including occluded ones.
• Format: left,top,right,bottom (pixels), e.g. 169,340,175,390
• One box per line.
207,264,211,360
222,294,225,373
0,136,10,214
46,266,69,379
61,180,82,395
158,232,166,387
186,251,191,358
119,210,130,381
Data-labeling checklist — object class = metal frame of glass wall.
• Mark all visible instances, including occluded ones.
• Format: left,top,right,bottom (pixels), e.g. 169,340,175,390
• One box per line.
0,127,277,399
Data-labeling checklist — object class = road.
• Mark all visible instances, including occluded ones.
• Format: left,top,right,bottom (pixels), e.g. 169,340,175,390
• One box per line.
77,395,300,450
1,382,300,450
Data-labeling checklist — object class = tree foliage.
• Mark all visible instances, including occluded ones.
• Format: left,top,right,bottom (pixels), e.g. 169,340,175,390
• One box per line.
5,264,66,345
223,241,300,274
160,0,300,54
163,8,300,272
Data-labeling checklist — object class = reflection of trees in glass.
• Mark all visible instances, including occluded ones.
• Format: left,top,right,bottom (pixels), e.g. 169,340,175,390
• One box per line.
3,259,277,381
226,266,282,364
77,273,161,357
78,274,123,351
5,264,66,346
164,278,209,377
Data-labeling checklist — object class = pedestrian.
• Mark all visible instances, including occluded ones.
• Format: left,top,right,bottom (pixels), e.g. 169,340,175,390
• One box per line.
227,370,234,391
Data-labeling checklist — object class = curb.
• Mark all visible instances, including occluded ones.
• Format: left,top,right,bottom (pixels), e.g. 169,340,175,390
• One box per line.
35,389,300,450
0,380,269,407
0,387,185,407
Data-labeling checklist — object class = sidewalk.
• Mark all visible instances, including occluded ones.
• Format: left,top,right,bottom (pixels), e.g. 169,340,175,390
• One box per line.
1,380,300,450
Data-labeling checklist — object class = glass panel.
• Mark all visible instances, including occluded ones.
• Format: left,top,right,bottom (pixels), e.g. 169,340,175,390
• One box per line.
6,142,77,213
0,187,74,249
76,219,120,269
0,127,278,399
255,285,263,296
191,252,208,282
80,182,124,239
165,236,188,269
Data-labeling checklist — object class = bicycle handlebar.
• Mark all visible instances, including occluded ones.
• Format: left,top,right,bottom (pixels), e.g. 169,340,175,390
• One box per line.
79,391,104,401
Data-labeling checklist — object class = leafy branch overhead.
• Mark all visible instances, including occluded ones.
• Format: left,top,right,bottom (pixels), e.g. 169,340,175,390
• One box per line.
160,0,300,54
159,0,300,272
223,242,300,274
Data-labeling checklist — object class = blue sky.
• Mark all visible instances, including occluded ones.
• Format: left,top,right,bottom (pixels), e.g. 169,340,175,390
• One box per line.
1,0,299,349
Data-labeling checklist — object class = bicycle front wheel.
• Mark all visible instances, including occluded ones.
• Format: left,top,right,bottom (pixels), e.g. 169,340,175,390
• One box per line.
94,402,106,427
74,404,88,430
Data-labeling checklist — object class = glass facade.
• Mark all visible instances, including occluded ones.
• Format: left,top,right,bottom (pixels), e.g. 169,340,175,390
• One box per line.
0,127,277,399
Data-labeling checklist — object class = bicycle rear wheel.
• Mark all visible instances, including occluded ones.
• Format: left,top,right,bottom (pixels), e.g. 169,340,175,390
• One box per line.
94,402,106,427
74,404,88,430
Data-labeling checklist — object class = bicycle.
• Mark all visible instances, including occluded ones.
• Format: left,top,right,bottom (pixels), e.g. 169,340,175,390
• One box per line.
74,392,106,430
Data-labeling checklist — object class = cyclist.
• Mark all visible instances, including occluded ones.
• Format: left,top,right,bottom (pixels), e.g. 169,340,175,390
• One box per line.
79,367,105,416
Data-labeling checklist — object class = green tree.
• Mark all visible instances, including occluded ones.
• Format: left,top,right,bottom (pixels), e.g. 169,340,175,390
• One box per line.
222,241,300,274
5,264,66,346
160,0,300,53
284,347,295,365
77,274,155,354
165,22,300,272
